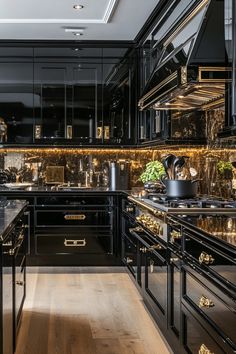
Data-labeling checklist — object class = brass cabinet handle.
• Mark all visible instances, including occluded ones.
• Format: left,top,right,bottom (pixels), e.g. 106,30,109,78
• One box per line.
126,206,134,212
199,251,215,265
64,214,86,220
199,295,215,309
198,343,214,354
129,227,143,233
64,238,86,247
149,244,162,251
16,281,24,286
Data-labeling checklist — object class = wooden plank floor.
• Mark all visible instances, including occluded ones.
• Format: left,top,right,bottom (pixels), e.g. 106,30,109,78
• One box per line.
15,267,172,354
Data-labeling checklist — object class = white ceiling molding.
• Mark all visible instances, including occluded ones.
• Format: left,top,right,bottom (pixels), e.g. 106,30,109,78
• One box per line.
0,0,119,24
103,0,119,23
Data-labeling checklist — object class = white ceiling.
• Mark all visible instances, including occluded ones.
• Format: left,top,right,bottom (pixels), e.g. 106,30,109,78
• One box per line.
0,0,159,40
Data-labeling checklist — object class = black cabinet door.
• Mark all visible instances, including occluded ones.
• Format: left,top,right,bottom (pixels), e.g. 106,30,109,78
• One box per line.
34,63,68,139
0,59,34,144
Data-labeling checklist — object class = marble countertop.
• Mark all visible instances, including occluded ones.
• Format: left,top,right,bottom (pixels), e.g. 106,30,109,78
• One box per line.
0,200,28,241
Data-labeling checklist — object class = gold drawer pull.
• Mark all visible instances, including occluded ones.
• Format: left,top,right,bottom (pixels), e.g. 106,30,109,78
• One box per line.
199,251,215,265
199,343,214,354
149,244,162,251
64,238,86,247
16,281,24,286
64,214,86,220
129,227,143,233
199,295,215,309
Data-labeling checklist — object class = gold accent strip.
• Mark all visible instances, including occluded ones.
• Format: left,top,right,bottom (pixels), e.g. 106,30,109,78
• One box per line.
138,71,178,110
64,214,86,220
199,67,231,83
164,0,209,47
127,196,165,217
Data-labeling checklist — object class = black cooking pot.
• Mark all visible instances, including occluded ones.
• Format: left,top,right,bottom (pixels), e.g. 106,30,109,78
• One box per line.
160,178,198,198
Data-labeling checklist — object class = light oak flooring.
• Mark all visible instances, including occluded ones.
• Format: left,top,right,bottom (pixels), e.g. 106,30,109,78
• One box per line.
15,267,172,354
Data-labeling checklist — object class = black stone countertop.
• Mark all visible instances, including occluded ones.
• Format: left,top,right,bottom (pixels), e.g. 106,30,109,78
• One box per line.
0,200,28,241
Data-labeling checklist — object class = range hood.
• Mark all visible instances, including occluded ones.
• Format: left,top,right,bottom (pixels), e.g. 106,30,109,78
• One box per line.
138,0,229,111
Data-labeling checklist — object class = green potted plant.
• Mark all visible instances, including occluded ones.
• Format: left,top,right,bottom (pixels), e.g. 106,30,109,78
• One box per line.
216,160,233,179
139,160,165,192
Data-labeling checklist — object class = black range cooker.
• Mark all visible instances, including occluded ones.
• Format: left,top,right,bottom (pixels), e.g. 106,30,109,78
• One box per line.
122,194,236,354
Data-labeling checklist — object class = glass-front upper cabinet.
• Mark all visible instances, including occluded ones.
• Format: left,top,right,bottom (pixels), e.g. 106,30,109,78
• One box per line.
34,48,102,143
102,48,135,145
0,47,34,144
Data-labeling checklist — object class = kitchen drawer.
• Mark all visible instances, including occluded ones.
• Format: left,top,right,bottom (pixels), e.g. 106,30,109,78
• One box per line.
183,230,236,289
35,233,111,255
182,305,233,354
182,267,236,350
36,196,112,206
35,209,112,227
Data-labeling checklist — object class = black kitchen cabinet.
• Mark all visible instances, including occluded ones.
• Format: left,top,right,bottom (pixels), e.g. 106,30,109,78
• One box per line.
0,45,136,147
0,48,34,144
33,193,119,266
34,60,103,143
0,202,28,354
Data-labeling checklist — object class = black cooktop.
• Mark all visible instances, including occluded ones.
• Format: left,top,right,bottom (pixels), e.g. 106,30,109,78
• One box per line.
147,193,236,209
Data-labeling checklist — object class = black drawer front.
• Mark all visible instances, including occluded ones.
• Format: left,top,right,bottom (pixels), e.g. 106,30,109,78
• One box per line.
36,234,111,255
36,209,112,227
182,305,231,354
183,231,236,288
36,196,111,206
183,268,236,347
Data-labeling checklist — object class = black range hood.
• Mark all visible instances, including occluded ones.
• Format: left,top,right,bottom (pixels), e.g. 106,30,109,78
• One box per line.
138,0,229,111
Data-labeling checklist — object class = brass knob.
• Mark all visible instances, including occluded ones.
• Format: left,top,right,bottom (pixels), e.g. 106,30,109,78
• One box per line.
198,343,214,354
199,295,215,309
199,251,215,265
170,230,181,240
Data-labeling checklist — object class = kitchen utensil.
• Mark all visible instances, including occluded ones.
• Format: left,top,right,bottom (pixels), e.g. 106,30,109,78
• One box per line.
173,156,189,179
189,167,197,177
162,154,176,179
160,177,199,198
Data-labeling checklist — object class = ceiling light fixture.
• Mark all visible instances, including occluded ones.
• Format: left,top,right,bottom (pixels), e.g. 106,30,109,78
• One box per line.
74,32,83,36
64,28,84,33
73,4,84,10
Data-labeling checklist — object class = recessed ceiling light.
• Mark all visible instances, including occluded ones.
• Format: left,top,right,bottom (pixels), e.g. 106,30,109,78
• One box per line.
73,4,84,10
74,32,83,36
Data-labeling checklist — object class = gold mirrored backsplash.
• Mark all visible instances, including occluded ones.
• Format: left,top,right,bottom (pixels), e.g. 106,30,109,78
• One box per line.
0,147,236,198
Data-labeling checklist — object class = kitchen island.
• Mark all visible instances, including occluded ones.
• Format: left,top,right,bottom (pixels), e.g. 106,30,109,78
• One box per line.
0,199,28,354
